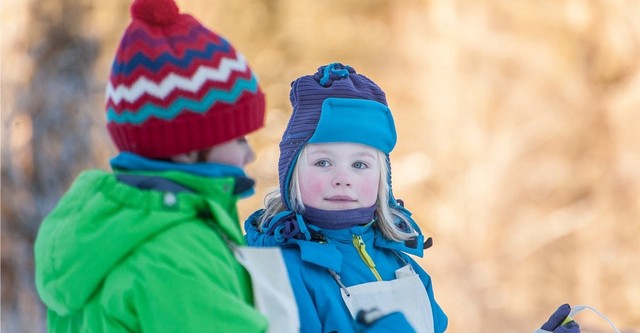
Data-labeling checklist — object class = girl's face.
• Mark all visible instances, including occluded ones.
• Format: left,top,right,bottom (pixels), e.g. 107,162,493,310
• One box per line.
298,143,380,211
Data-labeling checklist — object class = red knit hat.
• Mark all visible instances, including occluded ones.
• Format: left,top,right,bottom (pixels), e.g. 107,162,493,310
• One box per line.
105,0,265,158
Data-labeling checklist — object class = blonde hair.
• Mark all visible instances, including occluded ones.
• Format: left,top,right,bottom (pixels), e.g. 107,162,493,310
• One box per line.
259,147,417,242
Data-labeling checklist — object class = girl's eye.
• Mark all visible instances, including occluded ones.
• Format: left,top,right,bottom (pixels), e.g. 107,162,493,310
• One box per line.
314,160,331,167
352,161,368,169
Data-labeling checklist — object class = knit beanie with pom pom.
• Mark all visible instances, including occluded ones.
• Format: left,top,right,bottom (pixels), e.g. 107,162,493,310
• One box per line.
106,0,265,159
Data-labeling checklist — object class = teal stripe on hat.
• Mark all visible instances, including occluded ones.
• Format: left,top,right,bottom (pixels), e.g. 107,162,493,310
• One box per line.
307,97,397,153
107,75,258,124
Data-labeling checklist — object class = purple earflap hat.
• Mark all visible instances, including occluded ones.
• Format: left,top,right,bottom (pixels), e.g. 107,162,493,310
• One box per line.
277,63,399,210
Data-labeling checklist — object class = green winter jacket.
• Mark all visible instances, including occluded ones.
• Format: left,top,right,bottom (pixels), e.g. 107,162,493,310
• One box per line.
34,169,268,332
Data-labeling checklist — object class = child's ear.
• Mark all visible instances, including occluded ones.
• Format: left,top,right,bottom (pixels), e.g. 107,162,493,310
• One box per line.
169,151,199,164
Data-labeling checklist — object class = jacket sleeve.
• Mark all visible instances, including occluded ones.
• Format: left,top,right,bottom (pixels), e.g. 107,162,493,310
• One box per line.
101,223,269,333
406,255,449,333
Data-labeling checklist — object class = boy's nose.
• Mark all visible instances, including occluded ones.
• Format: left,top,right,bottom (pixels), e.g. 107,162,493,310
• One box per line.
241,147,255,167
245,146,256,165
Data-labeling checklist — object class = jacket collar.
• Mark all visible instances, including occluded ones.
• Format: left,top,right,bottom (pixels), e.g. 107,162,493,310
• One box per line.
245,212,425,271
111,152,255,198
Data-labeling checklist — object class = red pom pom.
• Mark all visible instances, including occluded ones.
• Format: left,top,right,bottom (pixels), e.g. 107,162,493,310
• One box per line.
131,0,179,26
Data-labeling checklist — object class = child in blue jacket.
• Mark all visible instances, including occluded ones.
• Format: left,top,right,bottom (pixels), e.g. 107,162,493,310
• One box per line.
245,63,579,333
245,63,447,332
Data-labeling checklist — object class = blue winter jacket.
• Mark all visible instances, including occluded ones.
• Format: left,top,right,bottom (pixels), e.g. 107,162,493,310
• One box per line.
245,212,448,333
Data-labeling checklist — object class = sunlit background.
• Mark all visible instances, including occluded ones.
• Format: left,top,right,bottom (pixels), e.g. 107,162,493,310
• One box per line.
2,0,640,332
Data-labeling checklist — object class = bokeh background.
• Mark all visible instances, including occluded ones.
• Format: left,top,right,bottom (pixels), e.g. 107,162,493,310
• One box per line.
2,0,639,332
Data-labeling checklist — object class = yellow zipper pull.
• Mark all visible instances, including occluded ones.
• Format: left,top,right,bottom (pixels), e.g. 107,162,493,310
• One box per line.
352,235,382,281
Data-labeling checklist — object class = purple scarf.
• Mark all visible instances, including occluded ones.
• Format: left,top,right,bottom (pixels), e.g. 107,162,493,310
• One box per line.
302,205,376,230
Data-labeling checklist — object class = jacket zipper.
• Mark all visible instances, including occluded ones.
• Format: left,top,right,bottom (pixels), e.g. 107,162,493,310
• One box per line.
352,235,382,281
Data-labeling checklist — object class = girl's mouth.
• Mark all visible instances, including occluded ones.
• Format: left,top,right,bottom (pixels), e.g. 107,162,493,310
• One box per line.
325,195,356,202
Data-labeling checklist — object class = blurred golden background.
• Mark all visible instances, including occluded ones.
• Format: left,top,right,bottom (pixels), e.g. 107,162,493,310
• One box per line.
2,0,639,332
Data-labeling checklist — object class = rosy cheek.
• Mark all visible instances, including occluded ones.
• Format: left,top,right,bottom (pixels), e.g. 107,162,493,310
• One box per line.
301,179,323,193
299,175,325,204
360,181,379,204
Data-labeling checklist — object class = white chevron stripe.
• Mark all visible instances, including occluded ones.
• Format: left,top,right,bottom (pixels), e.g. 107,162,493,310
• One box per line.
106,53,248,104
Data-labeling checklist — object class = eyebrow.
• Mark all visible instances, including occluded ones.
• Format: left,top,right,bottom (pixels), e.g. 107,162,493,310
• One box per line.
306,149,376,159
354,152,376,159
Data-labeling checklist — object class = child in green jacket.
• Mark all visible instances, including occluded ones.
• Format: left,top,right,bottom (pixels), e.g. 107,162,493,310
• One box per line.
34,0,270,331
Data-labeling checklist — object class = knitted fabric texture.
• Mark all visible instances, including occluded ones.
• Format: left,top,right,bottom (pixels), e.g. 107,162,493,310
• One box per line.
106,0,265,158
278,63,396,209
302,205,376,230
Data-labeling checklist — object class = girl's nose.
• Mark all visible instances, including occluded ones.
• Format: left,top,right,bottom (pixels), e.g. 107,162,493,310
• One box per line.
333,175,351,187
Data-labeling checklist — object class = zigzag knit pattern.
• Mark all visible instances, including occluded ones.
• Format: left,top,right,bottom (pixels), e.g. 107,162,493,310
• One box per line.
105,9,265,159
106,23,258,124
